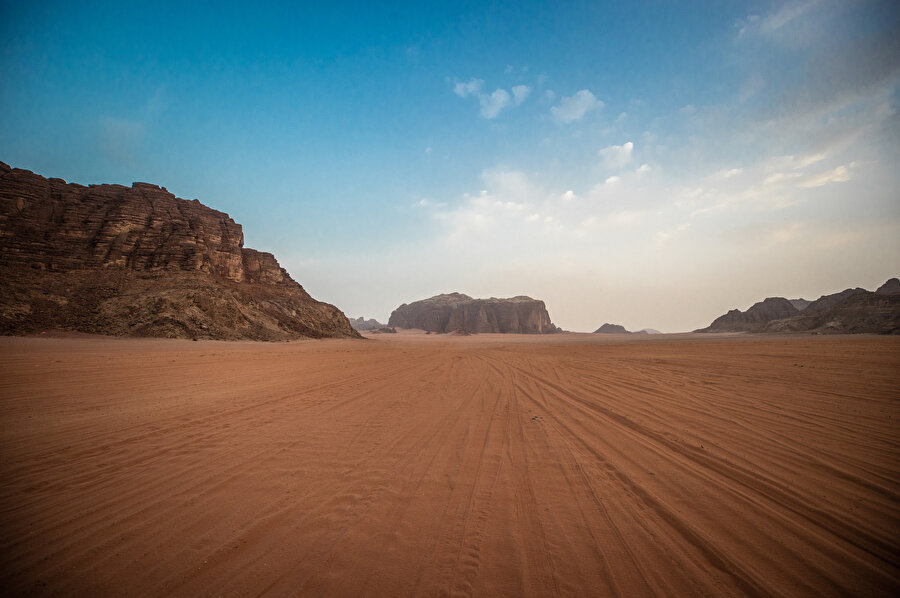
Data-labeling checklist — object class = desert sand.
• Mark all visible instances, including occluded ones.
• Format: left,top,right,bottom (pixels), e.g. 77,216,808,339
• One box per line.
0,332,897,597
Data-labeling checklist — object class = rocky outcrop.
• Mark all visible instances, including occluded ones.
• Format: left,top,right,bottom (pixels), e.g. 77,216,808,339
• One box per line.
349,317,386,331
698,279,900,334
700,297,800,332
0,162,360,340
876,278,900,295
594,323,630,334
388,293,558,334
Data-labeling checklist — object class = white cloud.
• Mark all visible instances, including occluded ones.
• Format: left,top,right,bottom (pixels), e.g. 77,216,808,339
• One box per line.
605,175,621,185
551,90,602,123
454,78,484,98
479,89,512,119
763,172,802,185
636,163,651,174
738,0,821,37
455,78,532,119
599,141,634,171
511,85,531,105
797,164,853,188
715,168,743,179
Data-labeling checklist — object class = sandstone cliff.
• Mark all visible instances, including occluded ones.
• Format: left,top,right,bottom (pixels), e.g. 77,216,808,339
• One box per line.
698,280,900,334
0,162,360,340
388,293,559,334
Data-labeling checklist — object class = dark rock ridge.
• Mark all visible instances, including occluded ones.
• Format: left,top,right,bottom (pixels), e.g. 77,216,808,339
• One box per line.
388,292,559,334
700,297,801,333
697,279,900,334
349,316,386,331
876,278,900,295
0,161,360,340
594,323,630,334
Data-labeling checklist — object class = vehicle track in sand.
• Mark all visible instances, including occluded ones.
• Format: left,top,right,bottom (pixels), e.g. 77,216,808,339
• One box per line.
0,333,897,596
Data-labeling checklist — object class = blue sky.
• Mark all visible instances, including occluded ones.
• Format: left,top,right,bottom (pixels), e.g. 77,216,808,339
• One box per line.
2,0,899,331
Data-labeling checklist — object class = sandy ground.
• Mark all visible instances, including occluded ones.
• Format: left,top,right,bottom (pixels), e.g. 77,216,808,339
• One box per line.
0,332,898,597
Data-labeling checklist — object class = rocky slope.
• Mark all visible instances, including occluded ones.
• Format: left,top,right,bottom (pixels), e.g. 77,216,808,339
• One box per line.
0,162,359,340
388,293,559,334
698,279,900,334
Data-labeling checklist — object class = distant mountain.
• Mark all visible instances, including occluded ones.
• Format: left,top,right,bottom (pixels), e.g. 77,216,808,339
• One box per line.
349,317,386,331
594,323,630,334
635,328,663,335
697,279,900,334
388,292,559,334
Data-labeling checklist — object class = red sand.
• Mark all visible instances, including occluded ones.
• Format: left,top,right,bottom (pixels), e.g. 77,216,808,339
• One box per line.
1,333,898,596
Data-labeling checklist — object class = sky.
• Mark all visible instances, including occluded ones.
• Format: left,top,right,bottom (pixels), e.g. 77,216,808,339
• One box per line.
2,0,899,332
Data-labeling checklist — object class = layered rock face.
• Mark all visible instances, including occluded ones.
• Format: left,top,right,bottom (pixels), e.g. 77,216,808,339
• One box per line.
698,280,900,334
388,293,558,334
0,162,360,340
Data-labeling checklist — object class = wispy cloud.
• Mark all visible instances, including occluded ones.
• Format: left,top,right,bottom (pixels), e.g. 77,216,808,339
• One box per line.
511,85,531,105
453,78,484,98
454,78,533,119
479,89,512,119
797,163,853,188
551,90,602,123
599,141,634,171
737,0,821,37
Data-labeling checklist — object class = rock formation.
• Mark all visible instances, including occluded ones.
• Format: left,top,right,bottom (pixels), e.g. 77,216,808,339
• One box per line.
388,293,559,334
700,297,801,332
349,317,387,331
594,323,630,334
698,279,900,334
876,278,900,295
0,162,360,340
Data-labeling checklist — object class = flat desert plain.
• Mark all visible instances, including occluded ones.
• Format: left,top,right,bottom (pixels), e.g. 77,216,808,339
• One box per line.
0,332,898,597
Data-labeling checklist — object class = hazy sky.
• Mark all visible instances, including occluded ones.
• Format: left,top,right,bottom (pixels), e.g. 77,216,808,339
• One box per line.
2,1,899,332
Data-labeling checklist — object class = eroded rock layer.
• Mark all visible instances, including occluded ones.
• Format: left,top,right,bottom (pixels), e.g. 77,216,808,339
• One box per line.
0,161,359,340
388,292,559,334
